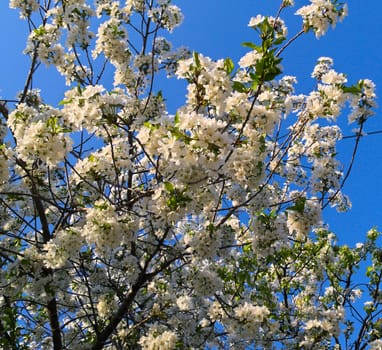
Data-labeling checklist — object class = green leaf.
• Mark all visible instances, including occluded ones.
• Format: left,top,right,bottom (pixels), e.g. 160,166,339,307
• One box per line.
46,116,59,134
33,27,46,36
224,57,234,74
251,81,259,91
143,121,159,130
242,41,258,50
287,197,306,214
88,154,96,162
342,85,362,94
263,68,282,81
243,243,252,254
258,134,267,152
174,112,180,126
58,98,73,105
232,81,247,93
94,202,108,210
165,184,192,210
164,181,174,193
273,36,286,45
169,126,192,144
193,51,201,68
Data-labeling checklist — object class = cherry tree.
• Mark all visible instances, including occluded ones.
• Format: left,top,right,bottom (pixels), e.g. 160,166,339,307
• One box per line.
0,0,381,349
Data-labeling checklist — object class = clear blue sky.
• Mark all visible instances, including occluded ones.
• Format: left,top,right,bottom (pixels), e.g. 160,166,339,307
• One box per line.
0,0,381,246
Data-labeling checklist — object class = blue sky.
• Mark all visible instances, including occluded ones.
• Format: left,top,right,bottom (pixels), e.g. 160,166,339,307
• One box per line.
0,0,381,246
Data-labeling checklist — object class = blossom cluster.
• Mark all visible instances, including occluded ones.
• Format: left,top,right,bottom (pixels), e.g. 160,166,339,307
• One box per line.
8,100,72,166
296,0,348,38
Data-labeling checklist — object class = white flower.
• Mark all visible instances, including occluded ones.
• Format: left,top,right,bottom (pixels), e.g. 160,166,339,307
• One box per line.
235,302,270,323
369,339,382,350
296,0,348,38
176,295,194,311
10,0,39,18
248,15,265,27
97,294,117,319
321,69,347,85
139,326,178,350
238,50,262,68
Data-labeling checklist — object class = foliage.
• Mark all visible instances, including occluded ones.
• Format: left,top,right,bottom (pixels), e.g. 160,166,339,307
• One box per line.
0,0,380,349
